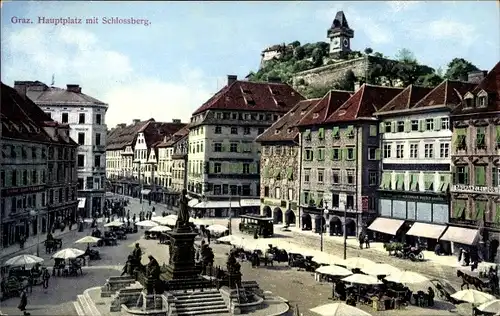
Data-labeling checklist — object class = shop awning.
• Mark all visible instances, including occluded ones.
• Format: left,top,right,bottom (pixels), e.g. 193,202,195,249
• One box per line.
188,199,199,207
439,226,479,245
141,189,151,195
368,218,405,235
406,222,447,240
240,199,260,207
77,198,86,209
196,201,239,209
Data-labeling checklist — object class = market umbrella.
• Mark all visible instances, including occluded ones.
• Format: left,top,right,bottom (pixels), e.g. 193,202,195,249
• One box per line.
5,254,44,266
104,221,124,227
217,235,242,244
385,270,428,284
361,263,401,276
451,289,496,305
342,273,382,285
310,302,372,316
75,236,101,244
316,265,352,277
206,224,229,233
312,253,344,266
136,220,159,228
52,248,85,259
152,217,176,226
148,225,171,232
342,257,374,270
477,299,500,313
242,239,271,252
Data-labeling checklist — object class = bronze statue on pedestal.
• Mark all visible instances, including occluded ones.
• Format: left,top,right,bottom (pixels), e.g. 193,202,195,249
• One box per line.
176,189,190,229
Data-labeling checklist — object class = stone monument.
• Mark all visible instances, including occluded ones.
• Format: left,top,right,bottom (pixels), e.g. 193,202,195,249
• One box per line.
164,189,200,280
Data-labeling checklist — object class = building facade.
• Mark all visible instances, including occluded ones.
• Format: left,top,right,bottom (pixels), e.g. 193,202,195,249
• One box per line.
450,63,500,262
187,75,304,217
297,85,402,237
15,81,108,218
1,83,78,249
373,82,475,248
256,99,319,225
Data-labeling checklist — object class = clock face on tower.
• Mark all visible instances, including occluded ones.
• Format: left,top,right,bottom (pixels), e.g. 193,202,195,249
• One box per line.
331,38,340,49
343,38,349,48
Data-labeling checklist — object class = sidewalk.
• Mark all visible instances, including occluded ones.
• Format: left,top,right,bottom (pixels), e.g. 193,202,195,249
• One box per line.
276,223,462,269
0,226,79,261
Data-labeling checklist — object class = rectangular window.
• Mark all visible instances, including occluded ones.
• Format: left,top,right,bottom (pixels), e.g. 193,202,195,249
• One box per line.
78,113,85,124
425,118,434,131
396,144,404,158
332,169,340,184
369,171,377,186
441,117,449,130
456,166,469,185
346,169,355,184
346,147,355,160
95,133,101,146
383,144,391,158
411,120,419,131
409,144,418,159
397,121,405,133
369,125,377,137
215,126,222,134
78,133,85,145
332,147,341,160
231,127,238,135
94,155,101,167
61,113,68,123
304,169,310,183
475,166,486,186
243,163,250,174
243,127,251,135
317,148,325,161
318,169,324,183
214,143,222,152
305,148,313,161
77,155,85,167
384,122,392,133
230,143,238,152
96,114,102,125
476,127,486,149
440,143,450,158
424,143,434,158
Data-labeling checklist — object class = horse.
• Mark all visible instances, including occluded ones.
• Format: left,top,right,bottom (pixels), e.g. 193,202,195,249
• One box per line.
457,270,485,291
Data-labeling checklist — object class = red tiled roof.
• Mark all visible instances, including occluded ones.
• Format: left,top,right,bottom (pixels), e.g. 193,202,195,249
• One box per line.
156,125,190,148
413,80,477,109
324,84,403,123
377,85,434,114
296,90,352,126
1,82,77,146
106,120,154,150
143,122,186,148
452,61,500,115
256,99,320,143
192,80,304,115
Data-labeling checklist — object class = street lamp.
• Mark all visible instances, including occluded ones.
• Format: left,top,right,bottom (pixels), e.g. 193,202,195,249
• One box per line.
29,209,40,257
320,202,329,252
134,160,144,214
340,201,347,260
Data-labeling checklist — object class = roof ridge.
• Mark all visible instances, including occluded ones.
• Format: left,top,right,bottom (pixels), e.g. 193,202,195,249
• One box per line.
354,84,367,118
406,85,413,109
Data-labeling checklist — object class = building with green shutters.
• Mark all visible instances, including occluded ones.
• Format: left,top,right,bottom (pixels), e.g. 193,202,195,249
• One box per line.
373,82,476,249
296,85,401,236
449,63,500,263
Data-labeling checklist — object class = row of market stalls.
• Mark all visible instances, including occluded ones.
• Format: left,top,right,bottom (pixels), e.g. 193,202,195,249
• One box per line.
187,198,261,217
367,217,485,255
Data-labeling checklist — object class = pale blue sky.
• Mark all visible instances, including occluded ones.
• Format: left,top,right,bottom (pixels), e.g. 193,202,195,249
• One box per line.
1,1,499,126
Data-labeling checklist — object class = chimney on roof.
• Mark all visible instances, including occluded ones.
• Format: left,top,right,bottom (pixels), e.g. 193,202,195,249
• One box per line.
354,81,361,92
227,75,237,85
132,119,140,124
172,119,181,123
467,70,487,84
14,83,28,99
66,84,81,93
268,77,282,83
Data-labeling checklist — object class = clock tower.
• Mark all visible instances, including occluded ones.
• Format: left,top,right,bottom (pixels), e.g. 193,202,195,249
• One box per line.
327,11,354,57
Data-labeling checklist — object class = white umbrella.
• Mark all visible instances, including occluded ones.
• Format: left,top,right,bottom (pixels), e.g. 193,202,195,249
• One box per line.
342,273,382,285
310,302,372,316
451,289,496,305
362,263,401,276
152,217,175,226
52,248,85,259
75,236,101,244
477,299,500,313
316,265,352,277
148,225,171,232
104,221,124,227
136,220,159,228
217,235,242,244
311,253,344,266
343,257,374,270
5,254,44,266
206,224,229,233
242,239,271,252
385,270,428,284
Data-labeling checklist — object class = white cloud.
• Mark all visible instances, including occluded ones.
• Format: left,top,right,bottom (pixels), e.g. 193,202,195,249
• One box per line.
1,26,214,127
387,1,421,13
411,18,477,47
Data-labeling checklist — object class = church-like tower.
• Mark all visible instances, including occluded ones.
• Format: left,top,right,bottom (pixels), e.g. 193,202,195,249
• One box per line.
327,11,354,57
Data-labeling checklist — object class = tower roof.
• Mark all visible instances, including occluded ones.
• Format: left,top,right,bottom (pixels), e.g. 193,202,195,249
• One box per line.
327,11,354,38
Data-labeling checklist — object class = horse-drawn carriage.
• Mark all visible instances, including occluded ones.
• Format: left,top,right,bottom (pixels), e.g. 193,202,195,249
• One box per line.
287,253,318,272
44,238,62,253
383,242,424,261
456,265,499,295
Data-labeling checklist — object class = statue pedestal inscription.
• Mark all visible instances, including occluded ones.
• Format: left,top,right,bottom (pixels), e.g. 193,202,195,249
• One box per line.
165,229,199,279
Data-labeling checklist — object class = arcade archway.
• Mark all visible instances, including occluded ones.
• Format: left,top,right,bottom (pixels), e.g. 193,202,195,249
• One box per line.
345,218,356,237
263,206,272,218
329,216,342,236
315,215,326,233
273,207,283,224
301,213,312,230
285,209,296,226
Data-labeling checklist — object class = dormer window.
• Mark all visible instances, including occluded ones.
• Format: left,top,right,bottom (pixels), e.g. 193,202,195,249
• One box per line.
274,129,280,134
216,112,222,119
477,96,487,107
464,97,474,108
287,128,293,134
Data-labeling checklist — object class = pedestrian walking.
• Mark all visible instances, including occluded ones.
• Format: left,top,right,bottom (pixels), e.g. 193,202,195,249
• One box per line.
358,233,364,249
42,268,50,289
364,235,370,249
18,288,30,315
206,230,211,244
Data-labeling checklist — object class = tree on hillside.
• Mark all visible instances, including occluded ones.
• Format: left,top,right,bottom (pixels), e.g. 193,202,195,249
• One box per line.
395,48,417,64
444,58,479,81
364,47,373,55
311,48,324,67
293,46,306,60
289,41,301,48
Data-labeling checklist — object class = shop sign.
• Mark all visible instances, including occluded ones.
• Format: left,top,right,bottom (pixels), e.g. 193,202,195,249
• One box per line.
452,185,499,194
2,185,45,197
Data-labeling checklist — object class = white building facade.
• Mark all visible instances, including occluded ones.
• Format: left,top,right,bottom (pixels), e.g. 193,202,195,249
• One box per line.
15,82,108,218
